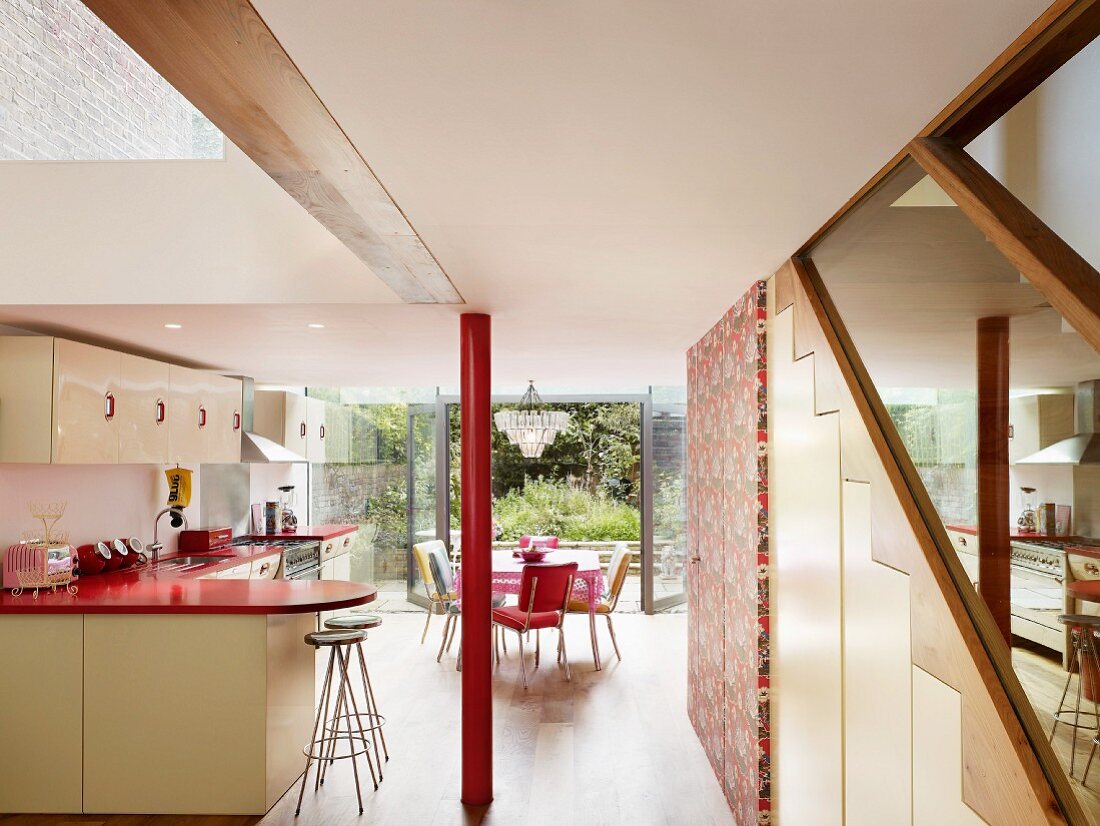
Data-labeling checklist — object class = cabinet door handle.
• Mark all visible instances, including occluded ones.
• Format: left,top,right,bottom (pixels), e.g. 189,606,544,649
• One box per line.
343,536,350,547
258,562,270,576
300,421,307,438
104,392,116,421
233,411,241,431
155,399,166,425
320,424,326,440
198,406,207,428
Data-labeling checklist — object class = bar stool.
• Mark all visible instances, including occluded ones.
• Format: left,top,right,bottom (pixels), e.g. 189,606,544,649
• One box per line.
1050,614,1100,777
295,628,377,817
324,613,389,776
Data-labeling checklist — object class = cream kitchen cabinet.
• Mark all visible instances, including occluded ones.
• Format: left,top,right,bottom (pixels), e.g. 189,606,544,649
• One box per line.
306,398,326,463
253,391,325,461
323,403,351,464
0,335,240,465
167,365,207,464
1009,394,1075,465
118,354,170,463
207,373,243,464
168,368,242,465
0,337,121,464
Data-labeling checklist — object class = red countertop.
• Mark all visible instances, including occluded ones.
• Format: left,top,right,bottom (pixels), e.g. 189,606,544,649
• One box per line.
247,524,358,542
0,544,376,615
945,524,1080,541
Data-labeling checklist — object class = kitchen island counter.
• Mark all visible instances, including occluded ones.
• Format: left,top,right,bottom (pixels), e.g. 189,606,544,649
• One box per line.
0,563,377,815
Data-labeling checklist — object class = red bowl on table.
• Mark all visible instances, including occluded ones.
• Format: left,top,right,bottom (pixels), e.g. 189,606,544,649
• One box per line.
519,549,548,563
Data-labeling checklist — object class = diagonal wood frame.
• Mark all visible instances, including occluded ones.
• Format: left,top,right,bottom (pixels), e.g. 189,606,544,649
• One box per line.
82,0,463,305
908,137,1100,355
785,256,1083,824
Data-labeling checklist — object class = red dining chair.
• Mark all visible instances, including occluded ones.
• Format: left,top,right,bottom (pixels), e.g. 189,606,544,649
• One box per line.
491,562,578,688
518,535,559,549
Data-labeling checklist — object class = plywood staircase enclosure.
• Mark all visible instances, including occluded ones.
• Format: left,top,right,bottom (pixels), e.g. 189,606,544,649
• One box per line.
769,258,1075,824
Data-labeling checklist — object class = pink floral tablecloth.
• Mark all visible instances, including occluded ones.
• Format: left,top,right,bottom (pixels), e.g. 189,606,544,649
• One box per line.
455,549,606,612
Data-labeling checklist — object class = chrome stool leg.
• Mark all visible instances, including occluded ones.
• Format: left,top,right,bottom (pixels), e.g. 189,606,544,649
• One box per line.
1050,617,1100,779
357,640,390,764
295,645,334,816
296,630,372,817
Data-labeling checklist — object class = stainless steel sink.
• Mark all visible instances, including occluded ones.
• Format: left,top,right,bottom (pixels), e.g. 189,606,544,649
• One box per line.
155,555,231,567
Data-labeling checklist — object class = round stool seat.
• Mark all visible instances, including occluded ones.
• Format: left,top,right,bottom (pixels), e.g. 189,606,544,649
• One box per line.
1059,614,1100,627
326,614,383,631
305,629,366,647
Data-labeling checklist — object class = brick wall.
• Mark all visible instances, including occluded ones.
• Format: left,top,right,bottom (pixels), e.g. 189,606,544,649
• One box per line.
311,462,408,583
0,0,221,159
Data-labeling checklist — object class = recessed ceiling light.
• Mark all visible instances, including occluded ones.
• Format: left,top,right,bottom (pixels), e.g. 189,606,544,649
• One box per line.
307,323,325,329
164,323,182,329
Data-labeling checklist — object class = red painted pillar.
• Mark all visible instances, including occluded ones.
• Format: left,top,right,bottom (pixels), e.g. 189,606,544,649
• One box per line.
460,313,493,805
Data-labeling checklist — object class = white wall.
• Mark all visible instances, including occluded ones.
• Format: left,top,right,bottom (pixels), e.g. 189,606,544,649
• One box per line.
0,463,198,556
0,145,397,305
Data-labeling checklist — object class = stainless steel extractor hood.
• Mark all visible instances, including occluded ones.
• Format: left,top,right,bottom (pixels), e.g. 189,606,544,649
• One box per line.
234,376,307,463
1017,380,1100,465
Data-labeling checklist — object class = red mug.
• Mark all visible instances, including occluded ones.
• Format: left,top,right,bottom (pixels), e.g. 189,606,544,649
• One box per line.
102,539,127,571
126,537,146,566
76,543,108,575
114,538,140,569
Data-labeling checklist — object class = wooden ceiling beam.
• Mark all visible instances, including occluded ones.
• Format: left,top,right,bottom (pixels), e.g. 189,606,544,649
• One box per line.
82,0,462,305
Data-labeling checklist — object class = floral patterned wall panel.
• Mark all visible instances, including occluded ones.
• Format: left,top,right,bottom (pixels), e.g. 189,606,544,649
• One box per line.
687,281,769,824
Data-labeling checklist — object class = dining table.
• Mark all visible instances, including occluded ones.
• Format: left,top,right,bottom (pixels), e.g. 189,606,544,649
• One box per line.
454,548,608,668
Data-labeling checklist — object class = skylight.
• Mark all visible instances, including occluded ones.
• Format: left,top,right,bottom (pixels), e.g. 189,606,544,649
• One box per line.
0,0,223,160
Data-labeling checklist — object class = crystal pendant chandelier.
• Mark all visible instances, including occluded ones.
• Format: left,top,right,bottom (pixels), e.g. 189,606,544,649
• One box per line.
494,381,571,459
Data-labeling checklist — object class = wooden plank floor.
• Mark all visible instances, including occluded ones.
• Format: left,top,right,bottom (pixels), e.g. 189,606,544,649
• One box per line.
1013,640,1100,820
1,613,731,826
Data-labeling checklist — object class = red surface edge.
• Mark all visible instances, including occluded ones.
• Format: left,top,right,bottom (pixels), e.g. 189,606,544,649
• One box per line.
247,524,359,541
460,313,493,805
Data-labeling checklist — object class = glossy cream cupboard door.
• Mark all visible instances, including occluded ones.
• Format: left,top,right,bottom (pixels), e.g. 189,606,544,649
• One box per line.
284,393,309,458
0,336,55,463
208,374,243,463
118,354,170,463
167,365,206,464
52,339,121,464
306,397,326,462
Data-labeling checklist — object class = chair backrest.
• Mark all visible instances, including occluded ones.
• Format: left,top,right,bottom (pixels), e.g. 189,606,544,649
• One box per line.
519,562,578,613
412,540,445,597
606,544,633,605
519,535,560,549
426,545,454,596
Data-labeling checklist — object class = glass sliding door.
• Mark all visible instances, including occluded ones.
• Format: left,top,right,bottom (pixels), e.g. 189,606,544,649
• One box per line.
650,401,688,611
406,402,450,607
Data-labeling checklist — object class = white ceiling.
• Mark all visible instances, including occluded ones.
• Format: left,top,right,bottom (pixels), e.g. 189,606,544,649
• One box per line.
1,0,1055,387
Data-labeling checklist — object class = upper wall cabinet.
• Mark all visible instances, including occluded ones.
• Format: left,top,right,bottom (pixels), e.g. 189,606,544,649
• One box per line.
53,339,122,464
323,403,351,464
0,336,241,465
118,354,170,464
168,367,242,465
1009,394,1075,465
253,391,326,462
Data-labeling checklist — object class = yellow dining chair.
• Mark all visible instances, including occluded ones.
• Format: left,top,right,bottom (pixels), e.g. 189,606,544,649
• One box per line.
413,540,455,644
567,545,632,669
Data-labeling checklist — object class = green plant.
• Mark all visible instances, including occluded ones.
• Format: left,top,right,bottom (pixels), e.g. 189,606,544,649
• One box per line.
492,478,640,541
